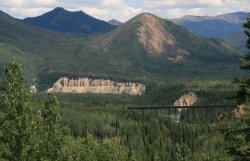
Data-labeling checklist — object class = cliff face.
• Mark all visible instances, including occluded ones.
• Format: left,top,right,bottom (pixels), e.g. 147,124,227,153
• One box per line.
47,77,146,95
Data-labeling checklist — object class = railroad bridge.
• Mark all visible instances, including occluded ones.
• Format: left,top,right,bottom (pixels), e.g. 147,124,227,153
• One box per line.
128,105,237,122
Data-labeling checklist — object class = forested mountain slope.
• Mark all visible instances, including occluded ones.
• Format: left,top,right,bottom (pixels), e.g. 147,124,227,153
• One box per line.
23,7,116,34
0,10,243,90
172,12,249,50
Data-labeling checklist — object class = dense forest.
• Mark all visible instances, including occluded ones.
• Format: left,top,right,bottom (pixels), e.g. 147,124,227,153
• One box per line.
0,12,249,161
0,59,249,161
0,60,127,161
32,82,248,161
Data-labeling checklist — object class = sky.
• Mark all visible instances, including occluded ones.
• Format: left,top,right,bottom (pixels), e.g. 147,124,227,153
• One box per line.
0,0,249,22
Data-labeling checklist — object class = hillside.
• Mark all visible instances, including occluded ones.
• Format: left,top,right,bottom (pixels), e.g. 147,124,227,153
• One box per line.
172,12,248,38
23,7,116,34
0,11,243,91
0,10,87,80
224,30,248,51
88,13,242,81
173,19,241,38
172,12,248,50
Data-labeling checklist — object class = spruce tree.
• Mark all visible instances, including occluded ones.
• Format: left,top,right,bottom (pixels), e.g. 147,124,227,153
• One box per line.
226,15,250,161
234,15,250,104
0,59,35,161
39,93,65,161
127,145,136,161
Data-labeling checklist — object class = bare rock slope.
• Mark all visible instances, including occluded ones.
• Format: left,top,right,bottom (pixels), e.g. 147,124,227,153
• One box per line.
47,77,146,95
137,13,190,60
137,13,176,54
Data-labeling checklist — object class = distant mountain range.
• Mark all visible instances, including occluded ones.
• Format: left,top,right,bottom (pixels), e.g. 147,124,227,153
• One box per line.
0,8,244,90
22,8,248,50
23,7,116,34
108,19,123,26
172,12,249,50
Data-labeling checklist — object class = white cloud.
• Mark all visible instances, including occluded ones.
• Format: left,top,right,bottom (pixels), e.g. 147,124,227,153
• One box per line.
8,7,51,18
139,0,250,18
79,0,142,22
32,0,57,5
197,0,224,6
0,0,249,21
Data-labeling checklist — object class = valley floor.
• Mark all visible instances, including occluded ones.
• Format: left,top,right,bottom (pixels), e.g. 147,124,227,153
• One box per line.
32,81,243,161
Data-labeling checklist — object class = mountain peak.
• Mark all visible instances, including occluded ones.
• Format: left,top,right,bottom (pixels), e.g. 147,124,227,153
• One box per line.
135,12,178,55
51,7,68,14
138,12,155,17
53,7,65,11
23,8,116,34
51,7,85,15
134,12,158,21
93,12,189,60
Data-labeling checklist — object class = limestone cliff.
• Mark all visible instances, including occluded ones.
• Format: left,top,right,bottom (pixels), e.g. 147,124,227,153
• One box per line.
47,77,146,95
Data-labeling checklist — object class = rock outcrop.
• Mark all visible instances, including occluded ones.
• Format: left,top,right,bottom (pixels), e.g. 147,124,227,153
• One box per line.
47,77,146,95
174,92,198,111
218,105,247,121
234,105,247,118
174,92,198,106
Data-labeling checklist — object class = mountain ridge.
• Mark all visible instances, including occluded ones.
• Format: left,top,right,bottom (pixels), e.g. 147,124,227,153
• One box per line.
23,7,116,34
0,10,243,90
172,11,249,50
175,11,248,24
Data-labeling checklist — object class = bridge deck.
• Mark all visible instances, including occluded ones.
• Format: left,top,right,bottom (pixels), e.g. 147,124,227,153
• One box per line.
128,105,237,110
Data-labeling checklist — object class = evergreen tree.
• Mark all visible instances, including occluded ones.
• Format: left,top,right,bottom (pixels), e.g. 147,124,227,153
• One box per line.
235,15,250,103
0,59,35,161
0,59,128,161
226,15,250,161
127,145,136,161
39,93,65,161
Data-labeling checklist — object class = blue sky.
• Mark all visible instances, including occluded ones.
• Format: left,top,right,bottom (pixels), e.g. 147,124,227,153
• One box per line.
0,0,249,22
124,0,143,8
